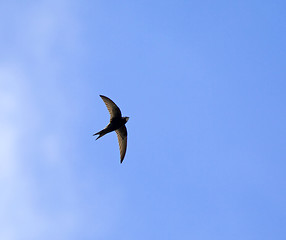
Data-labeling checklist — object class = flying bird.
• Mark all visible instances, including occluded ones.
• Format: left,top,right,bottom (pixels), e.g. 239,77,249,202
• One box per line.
93,95,129,163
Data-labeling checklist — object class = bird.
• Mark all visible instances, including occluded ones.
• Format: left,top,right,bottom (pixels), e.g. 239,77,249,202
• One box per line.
93,95,129,163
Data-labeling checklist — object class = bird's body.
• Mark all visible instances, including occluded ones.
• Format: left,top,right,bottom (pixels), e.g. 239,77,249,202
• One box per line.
94,95,129,163
94,117,128,140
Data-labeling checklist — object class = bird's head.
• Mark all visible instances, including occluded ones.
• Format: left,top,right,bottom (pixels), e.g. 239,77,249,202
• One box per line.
124,117,129,123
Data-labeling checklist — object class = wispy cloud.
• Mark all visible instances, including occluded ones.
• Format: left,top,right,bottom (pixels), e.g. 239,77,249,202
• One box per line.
0,2,102,239
0,64,44,240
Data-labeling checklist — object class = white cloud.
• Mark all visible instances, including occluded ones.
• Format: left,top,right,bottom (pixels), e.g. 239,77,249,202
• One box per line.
0,65,28,179
0,2,82,239
0,65,41,240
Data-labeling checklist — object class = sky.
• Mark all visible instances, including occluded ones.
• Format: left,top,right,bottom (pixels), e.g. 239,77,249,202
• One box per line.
0,0,286,239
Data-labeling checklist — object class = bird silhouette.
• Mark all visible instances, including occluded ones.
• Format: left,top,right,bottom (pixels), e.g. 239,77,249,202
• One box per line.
93,95,129,163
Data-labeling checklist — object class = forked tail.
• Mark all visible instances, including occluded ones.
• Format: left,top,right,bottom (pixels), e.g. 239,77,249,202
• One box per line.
93,129,108,140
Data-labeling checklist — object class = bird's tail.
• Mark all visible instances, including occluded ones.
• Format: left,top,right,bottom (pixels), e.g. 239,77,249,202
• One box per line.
93,129,108,140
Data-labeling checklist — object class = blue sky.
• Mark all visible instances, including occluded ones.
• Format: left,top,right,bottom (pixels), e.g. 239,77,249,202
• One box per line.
1,0,286,239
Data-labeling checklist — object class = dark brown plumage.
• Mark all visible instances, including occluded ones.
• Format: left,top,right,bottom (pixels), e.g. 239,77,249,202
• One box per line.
93,95,129,163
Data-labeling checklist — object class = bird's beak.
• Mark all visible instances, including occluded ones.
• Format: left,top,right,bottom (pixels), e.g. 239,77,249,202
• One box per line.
126,117,130,122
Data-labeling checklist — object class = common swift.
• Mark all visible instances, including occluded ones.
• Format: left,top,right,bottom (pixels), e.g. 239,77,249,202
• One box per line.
93,95,129,163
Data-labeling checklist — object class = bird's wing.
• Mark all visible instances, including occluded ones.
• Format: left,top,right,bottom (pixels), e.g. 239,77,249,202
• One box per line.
115,125,127,163
100,95,122,119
